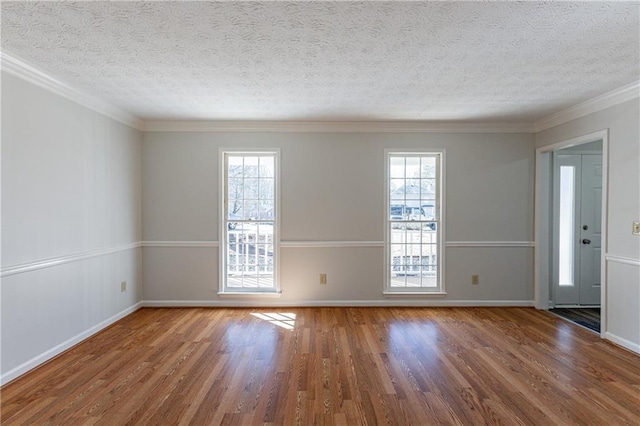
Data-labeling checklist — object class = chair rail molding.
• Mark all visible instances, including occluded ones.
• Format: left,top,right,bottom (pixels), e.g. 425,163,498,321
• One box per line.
140,240,535,249
1,242,142,277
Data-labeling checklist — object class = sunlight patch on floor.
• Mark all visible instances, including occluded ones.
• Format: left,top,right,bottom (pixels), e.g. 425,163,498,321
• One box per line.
251,312,296,330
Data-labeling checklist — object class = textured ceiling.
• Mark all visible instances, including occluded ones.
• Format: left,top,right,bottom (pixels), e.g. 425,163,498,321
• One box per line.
1,1,639,122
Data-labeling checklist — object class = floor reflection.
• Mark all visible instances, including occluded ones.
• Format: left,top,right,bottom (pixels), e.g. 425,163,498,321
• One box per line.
251,312,296,330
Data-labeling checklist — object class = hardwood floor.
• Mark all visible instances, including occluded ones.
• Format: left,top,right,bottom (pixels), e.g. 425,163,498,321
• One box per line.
2,307,639,425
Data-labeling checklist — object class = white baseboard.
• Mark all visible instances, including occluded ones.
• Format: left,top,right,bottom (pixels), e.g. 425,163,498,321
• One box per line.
0,302,143,386
142,299,534,308
603,332,640,355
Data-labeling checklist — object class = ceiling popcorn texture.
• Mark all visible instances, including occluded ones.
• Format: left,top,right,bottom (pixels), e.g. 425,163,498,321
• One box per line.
1,1,638,122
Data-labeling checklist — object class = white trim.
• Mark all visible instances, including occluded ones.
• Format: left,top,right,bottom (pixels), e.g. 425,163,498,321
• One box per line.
0,51,143,130
0,242,142,277
0,302,143,386
141,241,219,248
605,254,640,267
142,299,534,308
281,241,384,248
139,240,535,249
536,130,610,154
604,332,640,355
535,81,640,132
143,120,535,133
446,241,535,248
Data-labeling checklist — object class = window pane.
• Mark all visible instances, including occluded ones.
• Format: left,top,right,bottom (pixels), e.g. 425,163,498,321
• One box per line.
244,179,259,199
228,178,243,200
559,166,575,286
243,156,259,177
405,157,420,178
228,201,243,220
261,178,275,199
390,179,405,200
405,179,421,202
421,179,436,197
421,157,436,178
259,156,274,177
228,156,243,168
390,156,405,178
242,201,256,219
259,200,274,220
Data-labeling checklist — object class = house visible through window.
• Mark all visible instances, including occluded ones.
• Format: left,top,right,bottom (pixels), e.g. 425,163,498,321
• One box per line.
386,151,444,293
220,151,279,293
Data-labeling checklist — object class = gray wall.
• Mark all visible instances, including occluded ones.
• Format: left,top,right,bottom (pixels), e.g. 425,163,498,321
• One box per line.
536,98,640,351
1,72,143,383
142,131,535,305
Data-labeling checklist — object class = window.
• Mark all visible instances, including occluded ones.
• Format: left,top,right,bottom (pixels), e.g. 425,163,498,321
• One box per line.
385,151,444,293
558,165,575,286
220,150,279,293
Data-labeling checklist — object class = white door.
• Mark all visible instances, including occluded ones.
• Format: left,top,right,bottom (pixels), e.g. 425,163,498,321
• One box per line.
553,153,602,306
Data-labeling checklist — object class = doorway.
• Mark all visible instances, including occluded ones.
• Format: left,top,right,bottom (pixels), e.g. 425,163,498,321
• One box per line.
534,130,608,336
552,143,602,306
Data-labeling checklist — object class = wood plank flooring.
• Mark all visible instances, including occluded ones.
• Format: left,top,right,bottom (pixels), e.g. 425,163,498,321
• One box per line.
2,307,639,425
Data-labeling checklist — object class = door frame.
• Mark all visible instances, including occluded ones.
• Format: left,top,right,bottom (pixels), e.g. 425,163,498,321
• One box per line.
534,129,609,336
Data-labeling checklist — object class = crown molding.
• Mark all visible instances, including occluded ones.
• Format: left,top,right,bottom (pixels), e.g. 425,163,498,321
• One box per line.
142,120,535,133
535,80,640,132
0,50,143,131
4,47,635,135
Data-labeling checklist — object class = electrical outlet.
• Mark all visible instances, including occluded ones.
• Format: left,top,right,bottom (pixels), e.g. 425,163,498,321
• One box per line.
633,221,640,235
320,273,327,285
120,281,127,292
471,275,479,285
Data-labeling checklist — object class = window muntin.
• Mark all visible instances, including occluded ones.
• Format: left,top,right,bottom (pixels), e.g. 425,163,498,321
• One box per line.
386,152,443,292
222,152,278,292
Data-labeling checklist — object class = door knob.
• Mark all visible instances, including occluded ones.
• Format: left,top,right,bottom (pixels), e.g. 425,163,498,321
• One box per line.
582,239,591,244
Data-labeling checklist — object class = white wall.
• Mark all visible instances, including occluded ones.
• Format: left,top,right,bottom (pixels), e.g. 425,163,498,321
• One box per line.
142,131,535,305
536,98,640,353
1,72,143,383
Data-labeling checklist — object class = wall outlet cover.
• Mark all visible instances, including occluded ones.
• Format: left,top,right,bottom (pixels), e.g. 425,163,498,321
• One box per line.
633,221,640,235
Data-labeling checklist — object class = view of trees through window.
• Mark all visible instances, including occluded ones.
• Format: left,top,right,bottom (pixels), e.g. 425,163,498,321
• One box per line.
224,154,276,291
388,154,440,289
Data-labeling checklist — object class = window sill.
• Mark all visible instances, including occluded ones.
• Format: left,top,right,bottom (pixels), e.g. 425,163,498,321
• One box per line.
383,291,447,297
217,291,282,298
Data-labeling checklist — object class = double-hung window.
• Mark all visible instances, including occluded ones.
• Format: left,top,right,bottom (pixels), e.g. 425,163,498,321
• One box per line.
220,150,279,293
385,151,445,294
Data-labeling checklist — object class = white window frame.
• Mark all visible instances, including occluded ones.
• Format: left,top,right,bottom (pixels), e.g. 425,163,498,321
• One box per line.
384,149,446,295
218,148,281,295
